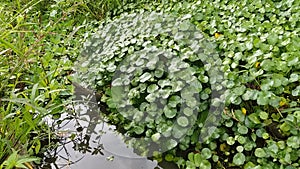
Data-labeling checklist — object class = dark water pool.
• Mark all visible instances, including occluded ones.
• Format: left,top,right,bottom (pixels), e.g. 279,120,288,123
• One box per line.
40,84,178,169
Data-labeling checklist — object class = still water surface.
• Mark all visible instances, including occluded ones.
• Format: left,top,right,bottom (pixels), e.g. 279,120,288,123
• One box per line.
42,85,177,169
50,114,159,169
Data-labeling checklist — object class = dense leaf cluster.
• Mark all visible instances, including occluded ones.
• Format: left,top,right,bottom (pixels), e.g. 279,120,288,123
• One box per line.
77,11,225,154
77,0,300,168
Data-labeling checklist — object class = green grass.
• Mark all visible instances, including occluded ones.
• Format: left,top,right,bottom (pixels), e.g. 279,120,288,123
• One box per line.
0,0,130,167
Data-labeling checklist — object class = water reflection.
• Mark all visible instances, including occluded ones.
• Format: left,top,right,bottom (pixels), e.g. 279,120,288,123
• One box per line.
40,83,177,169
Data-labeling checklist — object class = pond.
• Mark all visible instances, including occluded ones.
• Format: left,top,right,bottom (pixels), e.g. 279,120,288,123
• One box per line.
39,84,178,169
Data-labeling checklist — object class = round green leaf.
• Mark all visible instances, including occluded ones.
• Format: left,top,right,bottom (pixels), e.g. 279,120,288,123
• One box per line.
259,111,268,120
262,133,269,139
133,126,144,135
257,92,270,105
236,146,244,153
201,148,212,159
268,142,278,154
267,34,279,45
164,106,177,118
183,107,194,116
237,136,247,144
151,133,161,142
147,84,159,93
287,136,300,149
166,139,178,150
177,116,189,127
248,113,261,124
289,73,299,82
227,136,235,145
238,125,248,135
168,95,181,108
145,93,156,102
254,148,267,158
292,86,300,96
199,159,211,169
233,153,246,165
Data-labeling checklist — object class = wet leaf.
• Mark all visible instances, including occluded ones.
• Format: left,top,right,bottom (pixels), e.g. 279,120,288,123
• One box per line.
248,113,261,124
164,106,177,118
238,125,248,134
147,84,159,93
291,86,300,96
151,133,161,142
140,72,152,82
259,111,268,120
201,148,212,159
255,148,267,158
177,116,189,127
287,136,300,149
233,153,246,165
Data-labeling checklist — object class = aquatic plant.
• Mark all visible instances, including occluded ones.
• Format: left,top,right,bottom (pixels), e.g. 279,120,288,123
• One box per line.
77,0,300,168
76,10,225,156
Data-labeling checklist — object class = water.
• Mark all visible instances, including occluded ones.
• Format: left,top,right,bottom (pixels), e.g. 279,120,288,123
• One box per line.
47,114,159,169
41,84,177,169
